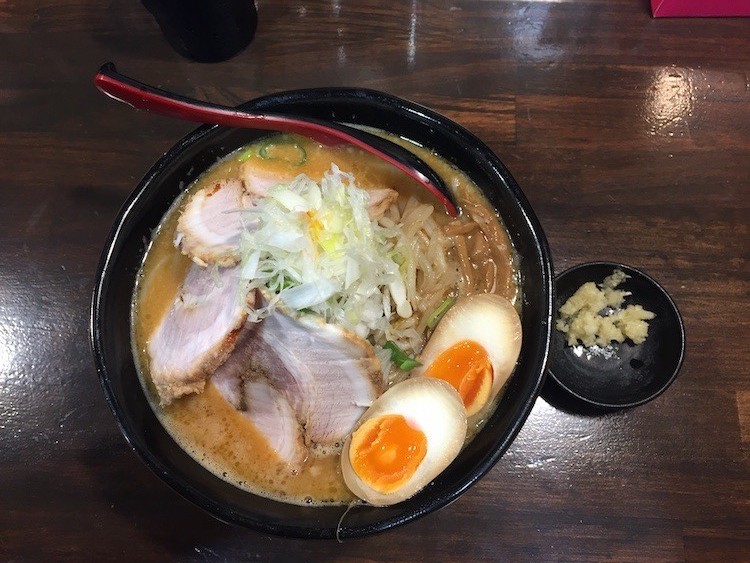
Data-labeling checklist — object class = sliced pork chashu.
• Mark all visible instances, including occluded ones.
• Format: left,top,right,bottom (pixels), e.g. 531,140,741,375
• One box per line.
244,378,307,464
243,304,384,446
211,325,307,466
240,160,292,200
213,371,307,466
147,264,246,405
175,178,247,267
173,166,283,268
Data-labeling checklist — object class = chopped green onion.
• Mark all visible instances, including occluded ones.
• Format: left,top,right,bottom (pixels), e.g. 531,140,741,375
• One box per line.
257,138,307,165
384,340,422,371
237,148,254,162
425,297,455,330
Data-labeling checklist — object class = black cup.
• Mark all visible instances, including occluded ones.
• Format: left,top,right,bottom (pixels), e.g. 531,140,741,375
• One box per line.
142,0,258,63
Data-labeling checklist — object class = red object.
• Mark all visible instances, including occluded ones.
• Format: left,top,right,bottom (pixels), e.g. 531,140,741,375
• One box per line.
93,63,460,217
652,0,750,17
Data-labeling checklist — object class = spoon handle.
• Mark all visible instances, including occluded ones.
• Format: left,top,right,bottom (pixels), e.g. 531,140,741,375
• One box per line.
94,63,458,217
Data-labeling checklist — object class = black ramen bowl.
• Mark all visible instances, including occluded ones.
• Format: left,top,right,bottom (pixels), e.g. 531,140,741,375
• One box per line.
91,88,553,538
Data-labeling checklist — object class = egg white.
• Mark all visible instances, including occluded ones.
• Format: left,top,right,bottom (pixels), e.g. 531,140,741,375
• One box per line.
341,377,467,506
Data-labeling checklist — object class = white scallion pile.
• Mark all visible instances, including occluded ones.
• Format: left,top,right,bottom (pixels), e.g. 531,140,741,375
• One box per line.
239,166,412,343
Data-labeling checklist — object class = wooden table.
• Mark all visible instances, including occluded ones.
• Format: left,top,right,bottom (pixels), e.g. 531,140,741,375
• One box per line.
2,1,748,560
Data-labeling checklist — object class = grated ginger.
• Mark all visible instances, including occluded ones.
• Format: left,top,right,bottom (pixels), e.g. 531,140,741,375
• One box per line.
556,269,655,347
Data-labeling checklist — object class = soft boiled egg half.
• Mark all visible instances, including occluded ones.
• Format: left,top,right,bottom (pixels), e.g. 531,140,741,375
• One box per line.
341,377,467,506
414,294,522,422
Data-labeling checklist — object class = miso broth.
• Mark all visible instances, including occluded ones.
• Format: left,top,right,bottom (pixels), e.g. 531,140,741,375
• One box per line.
132,132,519,506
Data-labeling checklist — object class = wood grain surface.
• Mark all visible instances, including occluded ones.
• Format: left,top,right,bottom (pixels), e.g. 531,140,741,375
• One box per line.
1,0,748,561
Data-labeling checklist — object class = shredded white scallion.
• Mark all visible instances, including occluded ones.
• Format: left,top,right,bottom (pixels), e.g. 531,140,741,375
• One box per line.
238,166,411,342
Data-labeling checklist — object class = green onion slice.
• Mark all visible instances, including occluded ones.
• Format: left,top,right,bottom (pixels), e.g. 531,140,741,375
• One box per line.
425,297,455,330
257,138,307,166
384,340,422,371
237,147,255,162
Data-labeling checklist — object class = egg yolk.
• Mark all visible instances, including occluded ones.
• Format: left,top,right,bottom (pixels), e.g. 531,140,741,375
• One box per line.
349,414,427,494
424,340,493,416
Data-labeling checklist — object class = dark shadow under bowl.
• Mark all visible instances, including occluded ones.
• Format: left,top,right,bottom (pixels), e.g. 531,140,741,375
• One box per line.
90,88,553,539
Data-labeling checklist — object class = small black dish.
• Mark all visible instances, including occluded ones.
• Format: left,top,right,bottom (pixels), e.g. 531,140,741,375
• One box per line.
547,262,685,410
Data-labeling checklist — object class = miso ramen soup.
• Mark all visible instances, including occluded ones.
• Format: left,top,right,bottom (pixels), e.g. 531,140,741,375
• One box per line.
132,132,521,506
